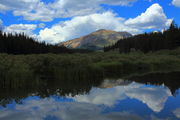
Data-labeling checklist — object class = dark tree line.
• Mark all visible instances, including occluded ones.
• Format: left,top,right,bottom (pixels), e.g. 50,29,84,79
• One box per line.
0,31,90,54
104,21,180,53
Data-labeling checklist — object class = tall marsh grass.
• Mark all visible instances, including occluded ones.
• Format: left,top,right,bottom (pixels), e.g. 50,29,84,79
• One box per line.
0,48,180,85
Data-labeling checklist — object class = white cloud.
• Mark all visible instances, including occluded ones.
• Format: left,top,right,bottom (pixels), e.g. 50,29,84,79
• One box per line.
38,11,140,43
126,87,171,112
0,98,143,120
73,82,140,106
38,23,45,28
0,0,57,21
0,4,9,12
0,2,172,44
173,108,180,119
4,24,37,35
49,0,137,18
125,3,172,29
0,19,2,24
38,4,172,44
0,19,3,30
72,80,172,112
0,0,137,21
172,0,180,7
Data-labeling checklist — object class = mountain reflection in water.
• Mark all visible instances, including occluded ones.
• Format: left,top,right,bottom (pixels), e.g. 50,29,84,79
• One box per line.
0,72,180,120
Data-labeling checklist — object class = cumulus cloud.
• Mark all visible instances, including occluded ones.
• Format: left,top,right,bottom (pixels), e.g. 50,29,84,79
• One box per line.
0,0,137,21
125,3,172,29
173,108,180,119
38,11,140,43
0,98,143,120
0,0,54,21
4,24,37,35
126,87,171,112
49,0,137,18
37,4,172,44
0,2,172,44
73,80,172,112
38,23,45,28
172,0,180,7
0,19,3,30
0,19,2,24
73,82,139,106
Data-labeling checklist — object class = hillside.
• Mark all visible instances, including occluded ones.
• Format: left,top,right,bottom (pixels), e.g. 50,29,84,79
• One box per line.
59,29,132,50
104,22,180,53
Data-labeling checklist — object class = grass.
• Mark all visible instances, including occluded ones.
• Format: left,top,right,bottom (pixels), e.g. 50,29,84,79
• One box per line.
0,48,180,85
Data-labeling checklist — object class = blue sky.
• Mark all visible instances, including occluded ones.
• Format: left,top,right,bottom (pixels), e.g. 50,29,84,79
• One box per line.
0,0,180,43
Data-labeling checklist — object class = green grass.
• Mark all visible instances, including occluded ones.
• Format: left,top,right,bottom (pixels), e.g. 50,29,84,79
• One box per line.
1,48,180,84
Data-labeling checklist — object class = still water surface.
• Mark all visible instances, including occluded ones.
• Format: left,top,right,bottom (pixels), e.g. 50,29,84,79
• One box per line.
0,72,180,120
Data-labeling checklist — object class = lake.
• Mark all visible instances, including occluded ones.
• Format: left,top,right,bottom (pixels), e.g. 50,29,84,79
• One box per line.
0,72,180,120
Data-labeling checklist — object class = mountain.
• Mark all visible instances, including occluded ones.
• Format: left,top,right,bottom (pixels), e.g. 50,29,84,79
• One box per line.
59,29,132,50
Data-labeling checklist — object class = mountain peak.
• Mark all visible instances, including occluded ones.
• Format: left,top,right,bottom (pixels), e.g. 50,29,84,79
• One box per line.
96,29,113,32
59,29,132,50
93,29,117,34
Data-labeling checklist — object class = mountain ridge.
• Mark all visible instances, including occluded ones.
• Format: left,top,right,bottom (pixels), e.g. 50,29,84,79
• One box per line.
59,29,132,50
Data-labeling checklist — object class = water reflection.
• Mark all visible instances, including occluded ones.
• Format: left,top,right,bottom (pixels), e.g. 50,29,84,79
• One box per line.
0,72,180,120
129,72,180,96
0,73,102,107
73,81,172,112
0,98,143,120
174,108,180,119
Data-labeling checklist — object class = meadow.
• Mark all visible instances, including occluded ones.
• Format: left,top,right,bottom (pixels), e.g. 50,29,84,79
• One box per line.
1,47,180,86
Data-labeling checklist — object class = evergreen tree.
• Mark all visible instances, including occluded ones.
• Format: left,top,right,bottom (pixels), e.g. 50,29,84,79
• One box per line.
104,21,180,53
0,31,90,54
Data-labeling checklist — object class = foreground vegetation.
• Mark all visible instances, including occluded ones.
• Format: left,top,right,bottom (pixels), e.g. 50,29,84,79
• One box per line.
1,48,180,86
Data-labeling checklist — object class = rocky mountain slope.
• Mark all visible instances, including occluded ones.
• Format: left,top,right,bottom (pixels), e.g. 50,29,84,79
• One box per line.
59,29,132,50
